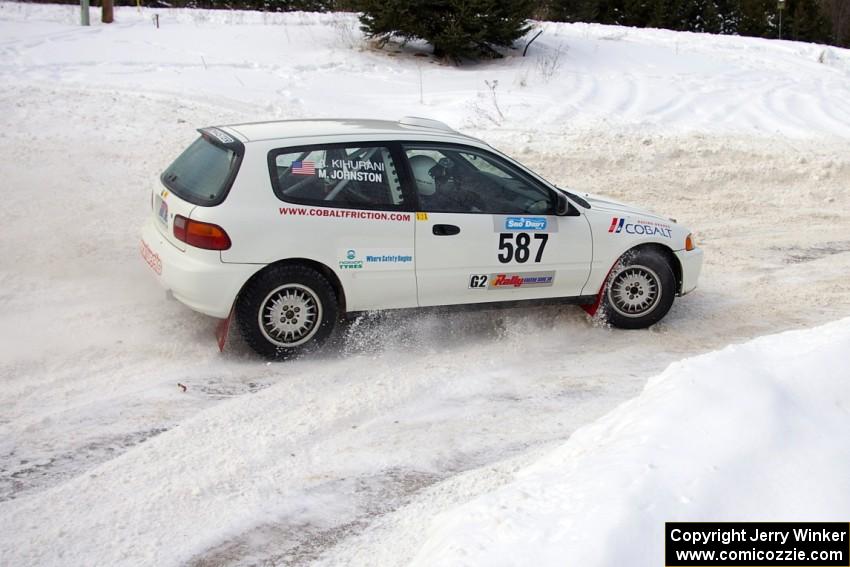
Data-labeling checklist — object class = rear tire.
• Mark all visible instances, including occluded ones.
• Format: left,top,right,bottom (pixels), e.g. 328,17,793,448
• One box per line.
603,248,676,330
236,264,338,360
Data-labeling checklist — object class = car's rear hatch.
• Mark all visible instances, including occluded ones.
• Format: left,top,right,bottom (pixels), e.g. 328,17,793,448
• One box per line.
152,127,244,252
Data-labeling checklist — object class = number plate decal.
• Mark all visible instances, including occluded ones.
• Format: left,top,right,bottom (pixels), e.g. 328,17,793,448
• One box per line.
498,232,548,264
156,196,168,226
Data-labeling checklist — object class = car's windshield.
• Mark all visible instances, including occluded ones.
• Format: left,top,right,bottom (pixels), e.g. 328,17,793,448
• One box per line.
162,137,239,205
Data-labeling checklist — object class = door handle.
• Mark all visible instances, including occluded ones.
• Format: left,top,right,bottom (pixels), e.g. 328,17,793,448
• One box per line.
432,224,461,236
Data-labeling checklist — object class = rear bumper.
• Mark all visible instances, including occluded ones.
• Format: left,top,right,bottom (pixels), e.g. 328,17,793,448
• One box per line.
140,218,259,318
676,247,704,295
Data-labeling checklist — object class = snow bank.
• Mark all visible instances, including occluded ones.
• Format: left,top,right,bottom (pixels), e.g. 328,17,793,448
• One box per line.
1,2,849,139
410,318,850,566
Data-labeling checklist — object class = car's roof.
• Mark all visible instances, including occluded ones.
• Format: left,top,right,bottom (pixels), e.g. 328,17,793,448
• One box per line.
216,116,481,145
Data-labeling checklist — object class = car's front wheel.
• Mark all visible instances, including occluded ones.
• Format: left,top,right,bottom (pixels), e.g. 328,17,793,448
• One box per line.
603,248,676,329
236,264,338,360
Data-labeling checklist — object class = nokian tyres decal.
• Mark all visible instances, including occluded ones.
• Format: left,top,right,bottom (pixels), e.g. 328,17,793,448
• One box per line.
338,248,414,271
469,271,555,289
493,215,557,233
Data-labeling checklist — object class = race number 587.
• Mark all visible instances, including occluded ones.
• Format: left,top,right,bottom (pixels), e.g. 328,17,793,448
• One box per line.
498,233,548,264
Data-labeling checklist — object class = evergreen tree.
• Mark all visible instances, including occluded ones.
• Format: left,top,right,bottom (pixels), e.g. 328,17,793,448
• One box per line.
621,0,653,27
788,0,831,42
737,0,775,38
357,0,535,60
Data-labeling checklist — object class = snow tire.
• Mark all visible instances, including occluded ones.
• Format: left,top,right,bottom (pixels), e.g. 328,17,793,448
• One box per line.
603,248,676,330
236,264,338,360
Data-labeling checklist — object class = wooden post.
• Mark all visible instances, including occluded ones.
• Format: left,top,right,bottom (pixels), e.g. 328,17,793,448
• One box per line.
81,0,90,26
102,0,113,24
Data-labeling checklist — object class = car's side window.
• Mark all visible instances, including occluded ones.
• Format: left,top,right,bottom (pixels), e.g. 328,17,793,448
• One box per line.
269,144,405,209
403,145,556,215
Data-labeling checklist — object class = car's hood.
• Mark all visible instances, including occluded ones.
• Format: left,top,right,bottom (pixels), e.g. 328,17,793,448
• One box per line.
577,191,671,222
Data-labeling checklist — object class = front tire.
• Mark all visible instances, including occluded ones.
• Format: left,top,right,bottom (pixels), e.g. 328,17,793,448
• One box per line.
236,264,338,360
603,249,676,329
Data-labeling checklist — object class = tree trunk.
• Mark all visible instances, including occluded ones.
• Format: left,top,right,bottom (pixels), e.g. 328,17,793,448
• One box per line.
102,0,113,24
821,0,850,46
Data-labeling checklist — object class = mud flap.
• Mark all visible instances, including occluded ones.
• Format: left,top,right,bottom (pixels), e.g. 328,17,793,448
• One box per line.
583,259,624,317
215,308,234,352
581,293,603,317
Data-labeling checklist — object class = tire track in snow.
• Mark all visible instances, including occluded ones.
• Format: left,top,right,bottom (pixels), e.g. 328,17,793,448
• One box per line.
2,80,850,567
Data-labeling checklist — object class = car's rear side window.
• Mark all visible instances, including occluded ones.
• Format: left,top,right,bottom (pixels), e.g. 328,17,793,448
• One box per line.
162,136,240,206
269,144,405,210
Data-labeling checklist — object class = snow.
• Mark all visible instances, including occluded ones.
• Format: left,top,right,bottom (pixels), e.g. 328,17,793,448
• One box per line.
408,318,850,566
0,3,848,565
1,2,849,139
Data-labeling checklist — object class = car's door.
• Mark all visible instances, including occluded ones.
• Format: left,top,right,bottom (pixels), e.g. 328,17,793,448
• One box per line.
402,143,592,307
222,142,418,312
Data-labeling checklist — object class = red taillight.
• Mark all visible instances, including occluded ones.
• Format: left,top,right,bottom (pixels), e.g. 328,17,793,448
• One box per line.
173,215,231,250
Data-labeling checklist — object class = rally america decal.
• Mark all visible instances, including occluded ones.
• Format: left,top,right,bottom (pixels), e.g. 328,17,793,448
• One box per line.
493,215,558,233
469,271,555,289
608,217,672,238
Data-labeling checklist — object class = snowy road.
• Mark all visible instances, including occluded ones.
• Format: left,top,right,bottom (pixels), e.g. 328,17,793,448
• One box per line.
1,84,848,566
1,6,850,566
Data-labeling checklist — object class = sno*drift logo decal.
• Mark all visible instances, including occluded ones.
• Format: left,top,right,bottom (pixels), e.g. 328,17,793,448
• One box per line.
505,216,547,230
493,215,558,233
608,217,673,238
469,271,555,289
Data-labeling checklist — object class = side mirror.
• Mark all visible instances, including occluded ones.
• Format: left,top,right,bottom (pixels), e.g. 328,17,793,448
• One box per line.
556,192,579,216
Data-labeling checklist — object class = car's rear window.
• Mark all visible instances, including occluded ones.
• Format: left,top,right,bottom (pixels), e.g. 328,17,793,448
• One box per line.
161,136,240,206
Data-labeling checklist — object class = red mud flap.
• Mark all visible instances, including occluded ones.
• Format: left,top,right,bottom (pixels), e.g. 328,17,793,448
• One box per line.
581,293,603,317
215,308,234,352
582,260,622,317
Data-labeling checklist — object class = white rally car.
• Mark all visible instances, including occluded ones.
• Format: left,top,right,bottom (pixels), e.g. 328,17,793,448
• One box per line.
140,117,703,359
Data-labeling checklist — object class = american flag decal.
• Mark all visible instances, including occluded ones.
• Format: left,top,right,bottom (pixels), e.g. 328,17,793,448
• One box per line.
291,160,316,175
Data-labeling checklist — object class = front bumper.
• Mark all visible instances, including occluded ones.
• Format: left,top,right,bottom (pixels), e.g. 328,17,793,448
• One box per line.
140,218,259,318
675,247,704,295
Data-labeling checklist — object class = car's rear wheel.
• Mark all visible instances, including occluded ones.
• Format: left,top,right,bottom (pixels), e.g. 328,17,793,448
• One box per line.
236,264,337,359
603,248,676,329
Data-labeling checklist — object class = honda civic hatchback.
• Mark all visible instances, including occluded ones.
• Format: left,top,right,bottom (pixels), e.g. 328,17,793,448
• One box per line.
140,117,703,359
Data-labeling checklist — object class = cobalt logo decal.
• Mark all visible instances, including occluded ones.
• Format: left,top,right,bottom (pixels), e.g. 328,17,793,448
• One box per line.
608,217,672,238
505,216,547,231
